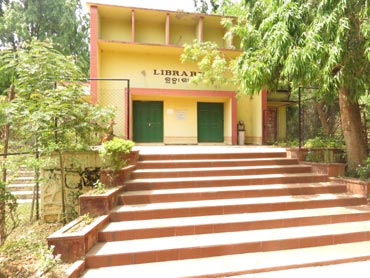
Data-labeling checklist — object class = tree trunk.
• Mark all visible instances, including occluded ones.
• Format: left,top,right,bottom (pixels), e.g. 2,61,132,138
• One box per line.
315,99,330,136
327,103,337,135
58,150,67,224
338,87,367,171
0,85,15,245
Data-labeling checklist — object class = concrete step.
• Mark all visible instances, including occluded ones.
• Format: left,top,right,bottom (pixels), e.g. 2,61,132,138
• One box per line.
11,190,36,200
8,176,34,184
139,151,287,161
131,164,312,179
120,182,346,205
125,173,329,191
72,147,369,277
231,260,370,277
7,184,36,192
8,170,35,178
110,193,366,221
136,158,299,169
100,205,370,242
81,241,370,277
85,220,370,268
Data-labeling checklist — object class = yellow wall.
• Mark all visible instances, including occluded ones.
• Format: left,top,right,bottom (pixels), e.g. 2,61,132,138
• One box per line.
101,17,132,41
97,80,128,137
170,24,197,46
277,106,286,140
237,94,263,144
97,50,262,144
136,20,165,45
203,22,225,48
97,49,239,141
99,50,232,91
132,94,231,144
91,4,268,145
96,6,236,49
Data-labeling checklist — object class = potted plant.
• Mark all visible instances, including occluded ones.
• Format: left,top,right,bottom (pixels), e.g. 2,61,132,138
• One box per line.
99,137,136,186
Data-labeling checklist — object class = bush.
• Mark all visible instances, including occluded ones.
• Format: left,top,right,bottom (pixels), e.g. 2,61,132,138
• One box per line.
99,138,135,171
304,136,344,149
357,157,370,181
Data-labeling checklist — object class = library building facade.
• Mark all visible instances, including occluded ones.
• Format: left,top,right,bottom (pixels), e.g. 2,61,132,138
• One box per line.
88,2,295,145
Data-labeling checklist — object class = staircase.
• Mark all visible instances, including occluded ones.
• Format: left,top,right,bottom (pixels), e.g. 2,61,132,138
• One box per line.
80,147,370,277
7,166,37,203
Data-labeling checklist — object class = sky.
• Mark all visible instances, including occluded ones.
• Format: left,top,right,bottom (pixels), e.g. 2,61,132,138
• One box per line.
82,0,196,12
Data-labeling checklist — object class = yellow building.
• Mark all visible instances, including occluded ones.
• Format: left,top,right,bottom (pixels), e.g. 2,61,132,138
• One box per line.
87,2,294,145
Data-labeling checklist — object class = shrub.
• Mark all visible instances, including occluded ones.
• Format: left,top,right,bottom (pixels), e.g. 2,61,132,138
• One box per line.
304,136,344,149
99,138,135,171
357,157,370,181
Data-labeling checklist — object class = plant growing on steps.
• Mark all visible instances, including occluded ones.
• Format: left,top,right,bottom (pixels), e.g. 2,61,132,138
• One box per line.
99,138,135,187
92,180,107,194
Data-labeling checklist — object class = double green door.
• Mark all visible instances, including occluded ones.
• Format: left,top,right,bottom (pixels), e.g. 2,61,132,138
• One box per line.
133,101,163,142
133,101,223,143
197,102,224,142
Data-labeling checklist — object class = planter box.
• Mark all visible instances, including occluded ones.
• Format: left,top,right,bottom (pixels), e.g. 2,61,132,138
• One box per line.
126,150,140,165
332,177,370,198
302,162,345,177
287,147,345,163
99,165,136,187
79,185,125,217
286,148,308,161
47,215,109,262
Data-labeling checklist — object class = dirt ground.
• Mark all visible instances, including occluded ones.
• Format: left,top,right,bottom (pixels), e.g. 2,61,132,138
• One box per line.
0,221,72,278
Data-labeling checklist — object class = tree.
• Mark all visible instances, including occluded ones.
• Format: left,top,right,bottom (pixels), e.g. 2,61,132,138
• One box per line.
0,0,89,76
193,0,222,13
183,0,369,171
0,40,113,235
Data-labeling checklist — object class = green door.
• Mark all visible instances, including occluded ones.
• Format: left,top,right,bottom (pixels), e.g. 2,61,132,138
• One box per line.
133,101,163,142
197,102,224,142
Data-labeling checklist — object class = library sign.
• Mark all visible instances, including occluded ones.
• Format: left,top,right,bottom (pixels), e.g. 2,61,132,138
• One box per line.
153,69,199,85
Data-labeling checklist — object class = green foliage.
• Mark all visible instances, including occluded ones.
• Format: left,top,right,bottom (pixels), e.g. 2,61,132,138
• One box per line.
275,139,299,147
304,149,344,164
93,180,107,194
37,244,62,276
99,138,134,171
182,40,237,88
1,40,114,154
357,157,370,181
81,213,94,226
0,40,114,225
66,189,82,221
228,0,370,99
183,0,368,170
0,181,18,239
303,136,346,163
304,136,344,149
193,0,222,14
0,0,89,75
186,0,370,100
0,226,62,275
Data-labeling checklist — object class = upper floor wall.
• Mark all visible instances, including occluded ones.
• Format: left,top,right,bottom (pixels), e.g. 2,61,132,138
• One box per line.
89,3,241,50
